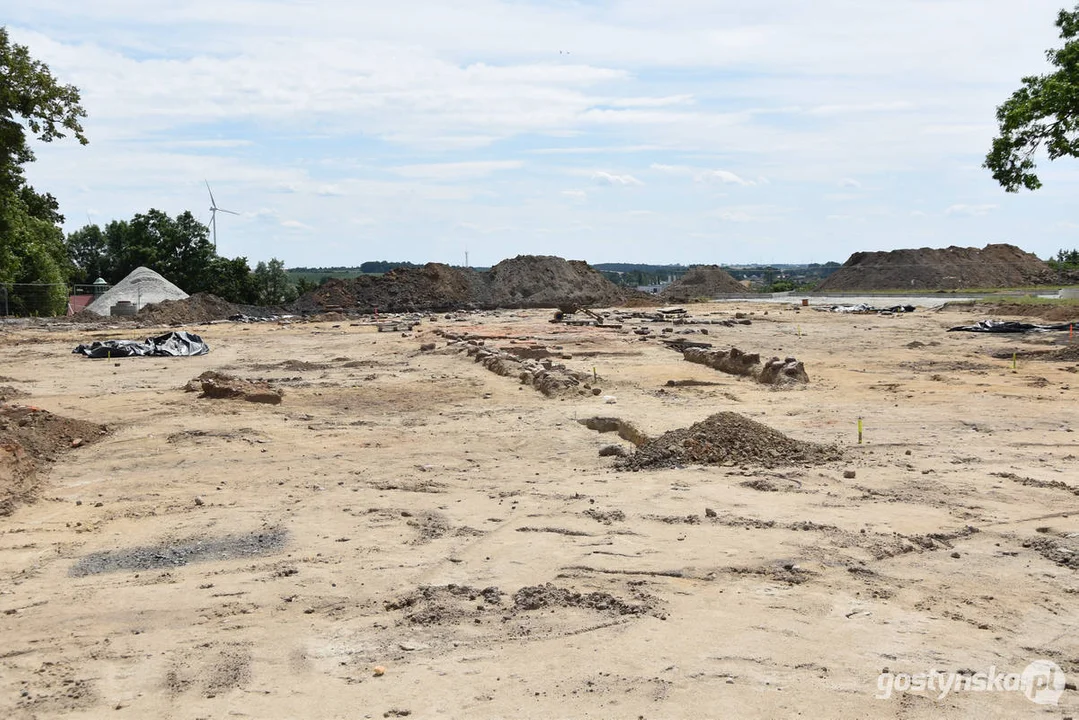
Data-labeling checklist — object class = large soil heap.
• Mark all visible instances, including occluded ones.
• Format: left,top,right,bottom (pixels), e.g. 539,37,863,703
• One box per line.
660,265,749,301
294,255,625,313
619,412,840,470
487,255,624,308
817,243,1059,291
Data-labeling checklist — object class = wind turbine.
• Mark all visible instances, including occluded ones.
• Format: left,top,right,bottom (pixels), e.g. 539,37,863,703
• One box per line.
205,181,239,251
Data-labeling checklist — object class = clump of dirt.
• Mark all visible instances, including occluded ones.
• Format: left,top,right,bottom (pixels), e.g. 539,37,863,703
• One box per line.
512,583,655,616
583,508,626,524
659,266,749,302
384,584,503,625
187,371,283,404
385,581,659,625
292,256,627,314
618,412,841,470
0,406,108,516
818,243,1060,291
577,417,649,446
1023,534,1079,570
136,293,245,325
991,345,1079,362
0,385,30,402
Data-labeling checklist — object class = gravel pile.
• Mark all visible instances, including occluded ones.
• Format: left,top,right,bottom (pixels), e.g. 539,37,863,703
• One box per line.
618,412,840,470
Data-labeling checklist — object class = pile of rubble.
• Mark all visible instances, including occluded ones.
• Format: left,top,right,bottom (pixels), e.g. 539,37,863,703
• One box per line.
682,347,809,386
618,412,841,470
440,336,591,396
185,371,284,404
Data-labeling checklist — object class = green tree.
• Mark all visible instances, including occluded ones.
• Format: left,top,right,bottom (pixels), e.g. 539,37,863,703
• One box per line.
0,27,88,314
985,5,1079,191
204,255,258,304
66,223,109,284
0,193,68,314
0,27,87,196
294,276,318,296
252,258,297,305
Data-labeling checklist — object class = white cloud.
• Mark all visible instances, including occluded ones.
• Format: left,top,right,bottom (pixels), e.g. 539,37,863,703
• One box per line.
591,171,642,186
698,169,757,186
651,164,762,186
839,178,862,188
945,204,997,217
391,160,523,180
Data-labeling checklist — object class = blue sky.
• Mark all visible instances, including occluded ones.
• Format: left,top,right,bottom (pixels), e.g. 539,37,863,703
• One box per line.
9,1,1079,267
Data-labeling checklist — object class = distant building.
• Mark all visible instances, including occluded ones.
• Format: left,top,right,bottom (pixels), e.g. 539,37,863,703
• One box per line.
636,275,675,294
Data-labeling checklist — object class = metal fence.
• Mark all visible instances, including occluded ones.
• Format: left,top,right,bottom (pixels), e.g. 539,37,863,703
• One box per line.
0,283,111,317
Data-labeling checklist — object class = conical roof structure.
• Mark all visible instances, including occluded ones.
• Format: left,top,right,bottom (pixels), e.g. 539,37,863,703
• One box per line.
85,267,188,316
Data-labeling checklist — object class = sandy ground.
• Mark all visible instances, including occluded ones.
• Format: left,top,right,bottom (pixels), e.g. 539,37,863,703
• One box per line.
1,303,1077,719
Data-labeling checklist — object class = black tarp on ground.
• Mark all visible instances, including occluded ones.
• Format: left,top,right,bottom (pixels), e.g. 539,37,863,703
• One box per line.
73,331,210,358
947,320,1076,333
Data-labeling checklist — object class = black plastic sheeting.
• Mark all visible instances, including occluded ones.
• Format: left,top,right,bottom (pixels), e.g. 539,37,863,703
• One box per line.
947,320,1077,333
73,331,210,358
818,304,916,314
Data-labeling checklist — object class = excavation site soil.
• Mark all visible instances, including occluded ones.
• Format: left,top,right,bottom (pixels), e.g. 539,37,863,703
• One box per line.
1,299,1077,718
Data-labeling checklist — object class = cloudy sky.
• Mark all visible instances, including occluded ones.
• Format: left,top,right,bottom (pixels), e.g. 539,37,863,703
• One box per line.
9,1,1079,267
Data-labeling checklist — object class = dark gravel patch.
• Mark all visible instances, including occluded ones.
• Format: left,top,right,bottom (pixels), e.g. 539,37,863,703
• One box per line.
69,528,288,577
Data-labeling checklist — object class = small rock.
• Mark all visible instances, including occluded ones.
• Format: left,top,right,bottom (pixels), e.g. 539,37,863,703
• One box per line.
419,343,436,352
598,445,628,458
194,496,205,506
71,438,85,448
373,665,386,677
603,396,617,405
843,470,856,479
704,508,717,518
592,387,602,396
950,552,960,559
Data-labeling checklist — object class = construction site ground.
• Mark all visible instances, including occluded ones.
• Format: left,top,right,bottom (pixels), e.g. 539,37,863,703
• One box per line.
1,302,1077,719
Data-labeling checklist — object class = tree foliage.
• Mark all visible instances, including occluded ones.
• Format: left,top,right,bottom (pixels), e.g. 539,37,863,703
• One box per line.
985,5,1079,191
0,27,87,314
0,27,88,197
66,210,297,306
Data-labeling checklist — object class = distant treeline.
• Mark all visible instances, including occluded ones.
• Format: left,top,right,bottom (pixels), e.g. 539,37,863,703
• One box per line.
594,262,843,288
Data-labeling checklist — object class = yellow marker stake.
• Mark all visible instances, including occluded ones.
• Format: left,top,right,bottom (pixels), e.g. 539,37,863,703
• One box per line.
857,418,863,444
593,366,597,383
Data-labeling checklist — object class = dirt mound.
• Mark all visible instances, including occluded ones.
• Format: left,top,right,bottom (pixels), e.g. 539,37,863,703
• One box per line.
660,265,749,302
818,244,1060,291
294,264,486,314
135,293,242,325
0,406,108,516
488,255,625,308
618,412,840,470
292,256,626,313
